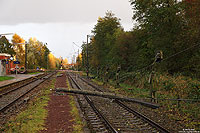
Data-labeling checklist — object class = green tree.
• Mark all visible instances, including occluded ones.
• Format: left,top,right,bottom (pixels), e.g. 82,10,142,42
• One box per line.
92,11,122,69
43,44,50,69
129,0,190,73
181,0,200,77
27,38,50,69
80,42,87,71
0,36,15,55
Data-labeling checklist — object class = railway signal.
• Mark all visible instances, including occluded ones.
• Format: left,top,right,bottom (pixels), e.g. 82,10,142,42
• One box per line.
116,65,121,87
155,50,163,63
149,50,163,102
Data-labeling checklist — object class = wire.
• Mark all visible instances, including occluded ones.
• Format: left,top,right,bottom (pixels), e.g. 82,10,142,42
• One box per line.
73,42,81,49
136,43,200,72
119,43,200,79
162,43,200,62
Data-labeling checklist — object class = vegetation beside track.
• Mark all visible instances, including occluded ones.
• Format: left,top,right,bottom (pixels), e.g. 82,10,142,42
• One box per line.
75,1,200,129
27,72,42,75
87,72,200,131
67,76,84,133
2,78,55,133
0,76,14,81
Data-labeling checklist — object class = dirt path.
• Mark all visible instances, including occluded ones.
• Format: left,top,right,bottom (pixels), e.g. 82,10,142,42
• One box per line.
40,72,73,133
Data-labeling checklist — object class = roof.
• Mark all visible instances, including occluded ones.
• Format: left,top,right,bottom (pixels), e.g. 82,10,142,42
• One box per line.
0,53,11,57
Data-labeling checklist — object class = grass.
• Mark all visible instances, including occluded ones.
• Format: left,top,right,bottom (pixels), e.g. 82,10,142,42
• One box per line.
1,78,55,133
0,76,14,81
66,78,84,133
91,77,149,98
69,95,85,133
91,78,103,86
91,72,200,130
28,72,41,75
81,72,87,76
119,83,149,98
55,71,64,77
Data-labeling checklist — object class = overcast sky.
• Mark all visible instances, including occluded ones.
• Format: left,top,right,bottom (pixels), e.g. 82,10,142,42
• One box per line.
0,0,134,63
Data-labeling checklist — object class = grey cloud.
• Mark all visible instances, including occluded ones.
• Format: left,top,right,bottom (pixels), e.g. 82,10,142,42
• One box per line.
0,0,133,25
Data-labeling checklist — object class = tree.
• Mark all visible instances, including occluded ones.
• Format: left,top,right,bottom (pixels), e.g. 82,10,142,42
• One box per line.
0,36,15,55
75,53,81,70
27,38,50,69
114,31,138,71
62,58,68,69
27,38,43,69
12,34,25,65
92,11,122,69
48,53,58,69
129,0,191,73
43,44,50,69
27,38,38,69
80,42,87,71
182,0,200,76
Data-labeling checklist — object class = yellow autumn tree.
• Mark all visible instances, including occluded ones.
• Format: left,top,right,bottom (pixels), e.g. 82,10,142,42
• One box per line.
62,58,68,69
12,34,25,65
48,53,57,69
63,58,68,65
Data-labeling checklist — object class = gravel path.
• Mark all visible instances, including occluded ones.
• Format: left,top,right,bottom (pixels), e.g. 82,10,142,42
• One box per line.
40,72,73,133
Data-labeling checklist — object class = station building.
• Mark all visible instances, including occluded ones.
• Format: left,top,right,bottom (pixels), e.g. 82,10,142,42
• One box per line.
0,53,13,76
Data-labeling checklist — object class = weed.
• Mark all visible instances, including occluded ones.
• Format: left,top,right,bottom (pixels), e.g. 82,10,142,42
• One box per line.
67,78,84,133
2,79,55,133
0,76,14,81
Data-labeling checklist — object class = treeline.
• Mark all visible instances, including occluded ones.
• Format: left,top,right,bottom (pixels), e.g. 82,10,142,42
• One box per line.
11,34,51,69
78,0,200,78
0,34,64,70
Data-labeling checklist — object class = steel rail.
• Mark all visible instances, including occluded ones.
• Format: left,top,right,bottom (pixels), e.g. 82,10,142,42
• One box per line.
68,73,118,133
0,72,54,112
0,80,42,111
77,74,170,133
0,73,45,90
116,100,170,133
0,77,41,98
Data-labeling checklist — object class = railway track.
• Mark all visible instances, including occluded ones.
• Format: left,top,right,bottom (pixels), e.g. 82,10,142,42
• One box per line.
67,73,113,132
0,73,46,96
0,72,55,112
67,72,170,133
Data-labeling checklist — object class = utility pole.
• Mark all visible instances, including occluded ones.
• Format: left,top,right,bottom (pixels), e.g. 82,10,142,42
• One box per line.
25,42,28,70
44,43,48,70
47,56,48,70
40,47,41,68
72,42,81,71
86,35,89,78
77,49,79,71
149,50,163,102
